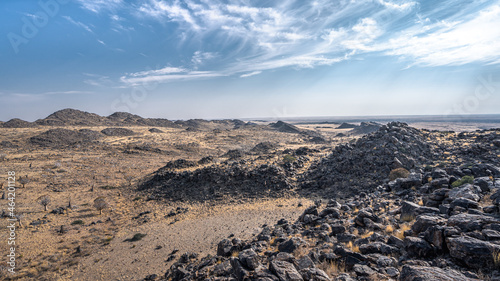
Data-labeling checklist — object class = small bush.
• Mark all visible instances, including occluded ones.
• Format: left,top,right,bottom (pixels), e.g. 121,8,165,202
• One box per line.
71,220,84,225
126,233,147,242
389,168,410,181
451,176,474,188
283,154,296,164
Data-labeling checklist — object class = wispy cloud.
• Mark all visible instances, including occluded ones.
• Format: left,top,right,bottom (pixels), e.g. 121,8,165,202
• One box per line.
120,67,223,85
191,51,217,66
385,4,500,66
63,16,94,33
107,0,500,84
240,71,262,78
76,0,124,13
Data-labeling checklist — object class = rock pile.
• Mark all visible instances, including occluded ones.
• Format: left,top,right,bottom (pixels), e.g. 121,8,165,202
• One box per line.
29,128,102,147
301,122,435,197
147,163,500,281
139,163,294,202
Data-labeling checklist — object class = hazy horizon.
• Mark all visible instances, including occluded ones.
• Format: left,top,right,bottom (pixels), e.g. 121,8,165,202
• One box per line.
4,107,500,123
1,0,500,121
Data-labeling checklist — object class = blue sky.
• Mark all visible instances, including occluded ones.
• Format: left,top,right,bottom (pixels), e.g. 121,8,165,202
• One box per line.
1,0,499,121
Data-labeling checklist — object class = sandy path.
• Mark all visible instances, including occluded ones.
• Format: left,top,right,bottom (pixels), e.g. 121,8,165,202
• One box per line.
71,199,310,281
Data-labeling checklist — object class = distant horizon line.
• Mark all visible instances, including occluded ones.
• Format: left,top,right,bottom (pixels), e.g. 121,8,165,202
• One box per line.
2,108,500,123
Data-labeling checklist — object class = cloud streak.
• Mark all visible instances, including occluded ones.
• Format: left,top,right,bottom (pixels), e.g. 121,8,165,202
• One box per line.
102,0,500,85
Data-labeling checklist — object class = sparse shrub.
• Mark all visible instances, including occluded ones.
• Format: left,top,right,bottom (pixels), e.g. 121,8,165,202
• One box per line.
283,154,296,164
385,225,394,234
451,176,474,188
37,195,51,211
133,196,142,201
126,233,146,242
395,223,412,240
346,241,360,253
389,168,410,181
19,176,30,188
493,249,500,269
0,153,7,161
71,220,84,225
318,260,345,277
93,197,109,215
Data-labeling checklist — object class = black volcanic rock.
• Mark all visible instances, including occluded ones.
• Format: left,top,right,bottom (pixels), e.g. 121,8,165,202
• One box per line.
101,128,137,136
270,121,302,133
148,128,164,133
301,122,433,197
139,164,293,202
35,108,106,126
2,118,35,128
30,128,102,147
337,122,357,129
349,122,382,135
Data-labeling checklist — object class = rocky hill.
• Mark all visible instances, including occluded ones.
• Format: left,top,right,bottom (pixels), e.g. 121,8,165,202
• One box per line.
301,122,435,197
143,151,500,281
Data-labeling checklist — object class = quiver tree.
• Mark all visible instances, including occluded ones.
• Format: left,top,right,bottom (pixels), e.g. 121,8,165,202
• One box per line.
93,197,109,215
37,195,51,211
19,176,29,188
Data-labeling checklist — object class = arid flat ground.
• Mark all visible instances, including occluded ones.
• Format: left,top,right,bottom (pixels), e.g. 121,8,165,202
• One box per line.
0,124,333,280
0,120,498,281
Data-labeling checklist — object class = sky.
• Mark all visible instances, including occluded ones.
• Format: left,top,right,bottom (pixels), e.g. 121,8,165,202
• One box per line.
1,0,500,121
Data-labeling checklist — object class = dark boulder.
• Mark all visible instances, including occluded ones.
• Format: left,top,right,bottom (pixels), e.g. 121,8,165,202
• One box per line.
399,265,478,281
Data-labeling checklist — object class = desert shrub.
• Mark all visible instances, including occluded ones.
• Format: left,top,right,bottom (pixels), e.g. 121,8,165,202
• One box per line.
71,220,84,225
389,168,410,181
19,177,30,188
127,233,146,242
283,154,296,164
93,197,109,215
451,176,474,187
37,195,51,211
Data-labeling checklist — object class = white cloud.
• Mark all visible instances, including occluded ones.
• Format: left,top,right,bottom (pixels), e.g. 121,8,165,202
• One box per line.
191,51,217,66
77,0,124,13
386,4,500,66
63,16,94,33
117,0,500,85
120,70,224,85
126,67,186,77
240,71,262,78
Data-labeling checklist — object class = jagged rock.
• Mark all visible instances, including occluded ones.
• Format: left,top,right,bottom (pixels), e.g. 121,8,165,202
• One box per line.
239,249,260,270
334,274,356,281
448,184,481,201
296,256,315,270
399,265,477,281
400,201,440,221
450,197,480,209
448,213,500,232
230,257,249,281
353,264,375,276
411,215,446,234
278,237,307,253
330,224,346,235
447,236,500,269
319,208,340,218
217,239,236,257
387,235,404,248
422,226,446,252
385,267,399,278
269,260,303,281
299,268,331,281
404,237,435,258
482,229,500,241
359,242,399,255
